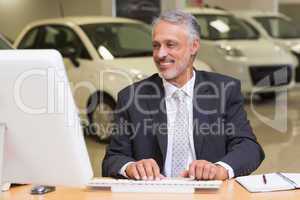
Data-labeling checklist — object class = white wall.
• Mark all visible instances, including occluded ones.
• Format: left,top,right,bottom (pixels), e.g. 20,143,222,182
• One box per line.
0,0,59,40
0,0,103,40
62,0,102,16
161,0,186,11
279,0,300,24
100,0,114,16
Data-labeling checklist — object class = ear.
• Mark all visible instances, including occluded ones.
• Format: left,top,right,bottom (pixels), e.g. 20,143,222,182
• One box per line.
191,38,200,55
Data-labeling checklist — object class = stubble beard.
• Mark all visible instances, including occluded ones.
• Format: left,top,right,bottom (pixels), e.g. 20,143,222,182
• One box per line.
158,52,192,83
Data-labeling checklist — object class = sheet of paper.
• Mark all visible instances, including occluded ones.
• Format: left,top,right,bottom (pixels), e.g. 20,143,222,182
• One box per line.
281,173,300,188
236,173,294,192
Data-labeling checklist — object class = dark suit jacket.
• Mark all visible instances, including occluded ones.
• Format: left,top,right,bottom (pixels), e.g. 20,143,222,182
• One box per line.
102,70,264,178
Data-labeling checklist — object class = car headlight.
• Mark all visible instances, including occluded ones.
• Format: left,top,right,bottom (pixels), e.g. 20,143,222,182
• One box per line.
217,45,244,57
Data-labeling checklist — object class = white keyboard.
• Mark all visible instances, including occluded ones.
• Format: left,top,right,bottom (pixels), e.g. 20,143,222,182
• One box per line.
87,178,222,193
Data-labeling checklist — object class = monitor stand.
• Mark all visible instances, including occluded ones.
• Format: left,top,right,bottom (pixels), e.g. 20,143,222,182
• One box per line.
0,123,55,195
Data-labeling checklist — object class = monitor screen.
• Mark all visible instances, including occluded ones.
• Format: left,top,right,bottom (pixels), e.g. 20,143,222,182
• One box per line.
0,50,93,187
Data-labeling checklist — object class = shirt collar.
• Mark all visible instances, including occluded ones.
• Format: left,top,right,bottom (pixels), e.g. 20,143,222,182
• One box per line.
162,70,196,99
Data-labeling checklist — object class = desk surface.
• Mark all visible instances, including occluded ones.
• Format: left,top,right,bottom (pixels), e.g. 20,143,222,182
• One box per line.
1,180,300,200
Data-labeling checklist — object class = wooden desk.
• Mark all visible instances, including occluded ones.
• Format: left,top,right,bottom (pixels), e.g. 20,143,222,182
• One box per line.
1,180,300,200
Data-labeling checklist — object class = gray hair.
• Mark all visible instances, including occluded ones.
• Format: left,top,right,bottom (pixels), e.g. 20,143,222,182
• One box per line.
152,10,201,41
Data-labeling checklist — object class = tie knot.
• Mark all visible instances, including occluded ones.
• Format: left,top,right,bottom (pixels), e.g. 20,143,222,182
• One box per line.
173,90,185,102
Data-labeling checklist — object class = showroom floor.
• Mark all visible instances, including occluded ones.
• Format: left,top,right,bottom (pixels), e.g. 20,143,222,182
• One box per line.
86,87,300,177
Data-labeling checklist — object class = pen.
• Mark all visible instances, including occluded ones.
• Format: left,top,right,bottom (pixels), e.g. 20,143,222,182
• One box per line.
276,172,298,188
263,174,267,184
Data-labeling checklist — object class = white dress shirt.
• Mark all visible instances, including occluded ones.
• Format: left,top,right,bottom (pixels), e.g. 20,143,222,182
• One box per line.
120,71,234,178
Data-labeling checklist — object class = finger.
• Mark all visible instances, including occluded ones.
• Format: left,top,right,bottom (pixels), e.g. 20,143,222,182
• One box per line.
159,174,166,179
195,163,204,180
144,161,154,180
126,163,140,180
208,166,217,180
136,162,147,180
130,165,141,180
150,160,161,181
188,162,196,179
180,170,189,178
202,164,212,180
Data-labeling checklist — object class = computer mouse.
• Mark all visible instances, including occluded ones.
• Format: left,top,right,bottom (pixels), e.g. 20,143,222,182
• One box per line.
30,185,56,195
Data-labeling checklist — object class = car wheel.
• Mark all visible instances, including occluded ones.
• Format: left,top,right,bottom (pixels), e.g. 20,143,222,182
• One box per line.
87,92,116,143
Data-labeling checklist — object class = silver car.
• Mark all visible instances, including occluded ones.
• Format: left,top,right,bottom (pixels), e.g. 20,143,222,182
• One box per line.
185,7,298,97
234,10,300,83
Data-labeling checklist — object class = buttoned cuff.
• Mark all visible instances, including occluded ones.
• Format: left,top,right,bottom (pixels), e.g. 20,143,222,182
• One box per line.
215,161,234,179
119,161,135,178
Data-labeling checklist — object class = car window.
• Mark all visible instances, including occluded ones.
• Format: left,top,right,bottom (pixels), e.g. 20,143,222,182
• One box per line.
254,16,300,39
117,26,151,50
18,28,39,49
38,25,91,59
194,14,259,40
0,36,12,49
196,17,209,39
238,19,261,38
81,23,152,59
0,38,11,49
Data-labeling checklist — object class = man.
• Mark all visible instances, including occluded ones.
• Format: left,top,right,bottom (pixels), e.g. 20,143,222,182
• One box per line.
102,10,264,180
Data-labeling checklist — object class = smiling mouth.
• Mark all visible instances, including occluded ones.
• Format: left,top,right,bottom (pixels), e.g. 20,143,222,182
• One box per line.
157,60,175,68
160,62,173,66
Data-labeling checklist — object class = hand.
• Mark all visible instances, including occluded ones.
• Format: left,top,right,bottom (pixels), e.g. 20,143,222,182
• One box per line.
180,160,229,180
125,159,165,181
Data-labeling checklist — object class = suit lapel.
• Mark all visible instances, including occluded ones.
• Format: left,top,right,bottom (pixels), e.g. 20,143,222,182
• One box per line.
193,71,211,159
145,75,168,166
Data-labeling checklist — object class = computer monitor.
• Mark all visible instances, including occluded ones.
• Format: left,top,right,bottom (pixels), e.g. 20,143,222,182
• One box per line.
0,50,93,188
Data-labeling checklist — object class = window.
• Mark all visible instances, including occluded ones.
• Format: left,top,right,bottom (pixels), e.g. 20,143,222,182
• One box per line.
0,36,11,49
239,19,260,38
194,14,259,40
255,16,300,39
18,28,39,49
81,23,152,58
38,25,91,59
117,26,151,50
0,39,10,49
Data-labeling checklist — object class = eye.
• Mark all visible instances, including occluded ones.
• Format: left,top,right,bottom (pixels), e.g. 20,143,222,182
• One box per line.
166,41,177,48
152,43,160,50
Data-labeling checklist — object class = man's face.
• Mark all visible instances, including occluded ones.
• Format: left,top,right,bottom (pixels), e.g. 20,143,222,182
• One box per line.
152,20,199,84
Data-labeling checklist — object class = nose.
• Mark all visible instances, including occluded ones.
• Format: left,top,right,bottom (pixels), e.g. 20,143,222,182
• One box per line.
157,46,167,59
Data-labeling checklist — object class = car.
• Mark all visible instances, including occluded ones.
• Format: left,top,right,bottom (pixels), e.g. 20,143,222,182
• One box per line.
185,7,298,97
234,10,300,83
0,33,13,49
14,16,211,142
